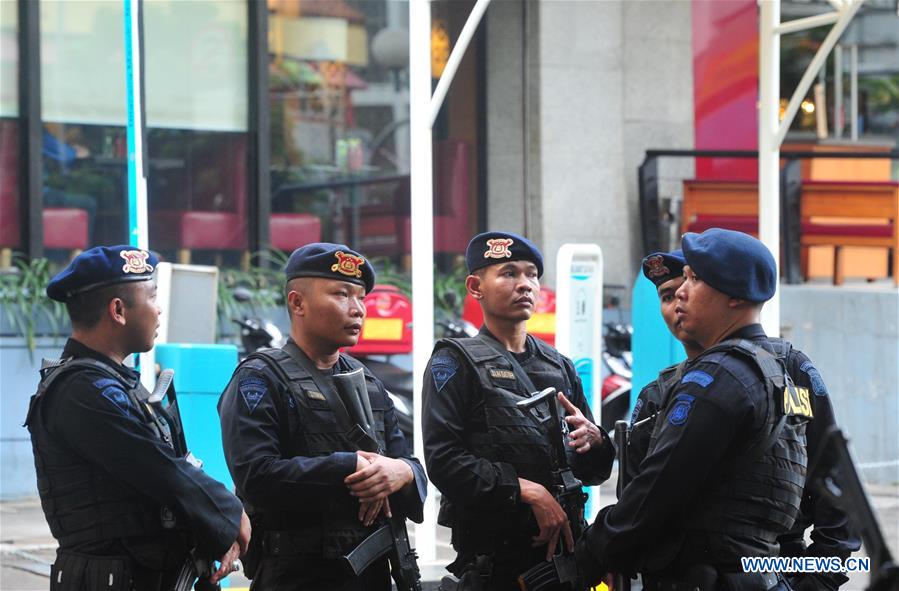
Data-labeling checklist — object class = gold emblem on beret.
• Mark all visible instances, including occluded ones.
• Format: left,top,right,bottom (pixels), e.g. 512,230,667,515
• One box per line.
644,255,669,278
484,238,514,259
331,251,365,278
120,250,154,274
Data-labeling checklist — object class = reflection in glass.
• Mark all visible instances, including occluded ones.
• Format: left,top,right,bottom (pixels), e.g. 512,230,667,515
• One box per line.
0,1,18,266
144,0,249,267
40,1,127,254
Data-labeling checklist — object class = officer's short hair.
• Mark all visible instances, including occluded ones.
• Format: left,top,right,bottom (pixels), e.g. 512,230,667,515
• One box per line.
66,283,137,329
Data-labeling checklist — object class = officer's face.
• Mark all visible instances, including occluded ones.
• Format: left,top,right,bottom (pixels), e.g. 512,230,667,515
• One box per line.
471,261,540,322
125,280,161,353
674,265,731,346
291,278,367,349
657,277,690,341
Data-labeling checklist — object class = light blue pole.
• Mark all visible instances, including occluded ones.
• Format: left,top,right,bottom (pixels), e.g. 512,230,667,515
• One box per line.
123,0,148,250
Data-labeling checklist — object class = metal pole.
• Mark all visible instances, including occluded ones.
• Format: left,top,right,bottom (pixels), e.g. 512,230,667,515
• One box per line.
774,0,864,147
759,0,781,336
774,12,839,35
124,0,148,250
409,0,437,564
835,44,844,137
429,0,492,127
850,43,859,140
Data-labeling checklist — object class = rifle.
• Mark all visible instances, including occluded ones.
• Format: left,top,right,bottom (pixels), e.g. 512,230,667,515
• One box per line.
333,369,423,591
809,427,898,591
148,370,226,591
516,387,588,591
611,420,632,591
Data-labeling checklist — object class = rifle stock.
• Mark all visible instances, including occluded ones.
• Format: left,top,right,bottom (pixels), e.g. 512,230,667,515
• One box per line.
334,369,422,591
612,420,631,591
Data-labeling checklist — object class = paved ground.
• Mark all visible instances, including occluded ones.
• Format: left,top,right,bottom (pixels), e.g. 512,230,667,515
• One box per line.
2,471,896,590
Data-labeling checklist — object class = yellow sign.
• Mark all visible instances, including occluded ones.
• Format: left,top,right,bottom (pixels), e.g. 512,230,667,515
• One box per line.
362,318,404,341
431,21,450,78
527,312,556,335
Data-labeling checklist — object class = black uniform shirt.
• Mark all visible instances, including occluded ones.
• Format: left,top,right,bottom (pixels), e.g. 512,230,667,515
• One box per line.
40,339,242,559
624,329,859,588
583,324,785,575
218,349,427,526
422,332,614,514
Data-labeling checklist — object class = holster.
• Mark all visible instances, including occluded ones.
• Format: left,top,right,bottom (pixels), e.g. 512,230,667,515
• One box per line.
50,550,133,591
442,555,493,591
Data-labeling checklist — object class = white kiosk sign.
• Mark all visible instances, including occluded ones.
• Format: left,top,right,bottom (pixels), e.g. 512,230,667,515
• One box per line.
555,244,604,518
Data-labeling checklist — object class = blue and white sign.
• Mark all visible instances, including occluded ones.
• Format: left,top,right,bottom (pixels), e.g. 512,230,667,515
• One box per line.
555,244,603,518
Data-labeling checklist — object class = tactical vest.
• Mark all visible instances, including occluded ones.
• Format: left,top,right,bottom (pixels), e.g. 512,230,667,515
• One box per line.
242,347,388,558
434,335,578,554
648,339,809,567
25,358,176,548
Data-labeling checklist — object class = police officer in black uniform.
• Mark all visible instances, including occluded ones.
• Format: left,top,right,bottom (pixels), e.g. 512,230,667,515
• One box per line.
218,243,427,591
27,245,249,591
576,228,813,591
624,249,702,483
422,231,614,590
627,245,859,589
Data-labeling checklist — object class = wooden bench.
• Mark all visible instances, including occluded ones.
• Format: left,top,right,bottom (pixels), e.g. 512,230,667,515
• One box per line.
681,179,898,286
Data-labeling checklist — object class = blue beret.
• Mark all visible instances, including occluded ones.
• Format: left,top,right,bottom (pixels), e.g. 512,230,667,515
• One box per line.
465,231,544,277
285,242,375,293
641,249,686,287
47,245,158,303
681,228,776,302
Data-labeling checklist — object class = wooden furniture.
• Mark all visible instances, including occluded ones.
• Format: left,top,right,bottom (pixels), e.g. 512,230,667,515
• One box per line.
681,179,898,286
799,181,898,286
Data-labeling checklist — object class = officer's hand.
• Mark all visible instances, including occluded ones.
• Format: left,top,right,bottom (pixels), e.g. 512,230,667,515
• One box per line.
519,478,574,561
237,510,251,555
558,393,603,454
359,497,393,526
345,451,413,500
212,541,241,584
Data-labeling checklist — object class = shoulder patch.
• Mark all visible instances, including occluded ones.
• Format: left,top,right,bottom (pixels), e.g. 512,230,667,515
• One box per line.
667,393,695,426
681,370,714,388
783,385,814,418
799,361,828,396
97,383,132,416
630,398,644,426
431,356,459,393
239,377,268,413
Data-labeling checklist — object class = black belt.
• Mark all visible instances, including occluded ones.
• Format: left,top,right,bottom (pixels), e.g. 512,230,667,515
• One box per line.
262,529,323,556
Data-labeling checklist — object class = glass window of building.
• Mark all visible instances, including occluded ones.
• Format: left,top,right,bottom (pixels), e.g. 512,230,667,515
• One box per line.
40,1,127,258
267,0,484,279
0,0,18,267
144,0,249,267
267,0,412,264
781,1,899,150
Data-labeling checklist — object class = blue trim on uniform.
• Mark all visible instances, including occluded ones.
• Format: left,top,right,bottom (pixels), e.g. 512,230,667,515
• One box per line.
431,356,459,393
239,377,268,413
800,361,828,396
99,384,132,416
668,393,695,426
681,370,714,388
